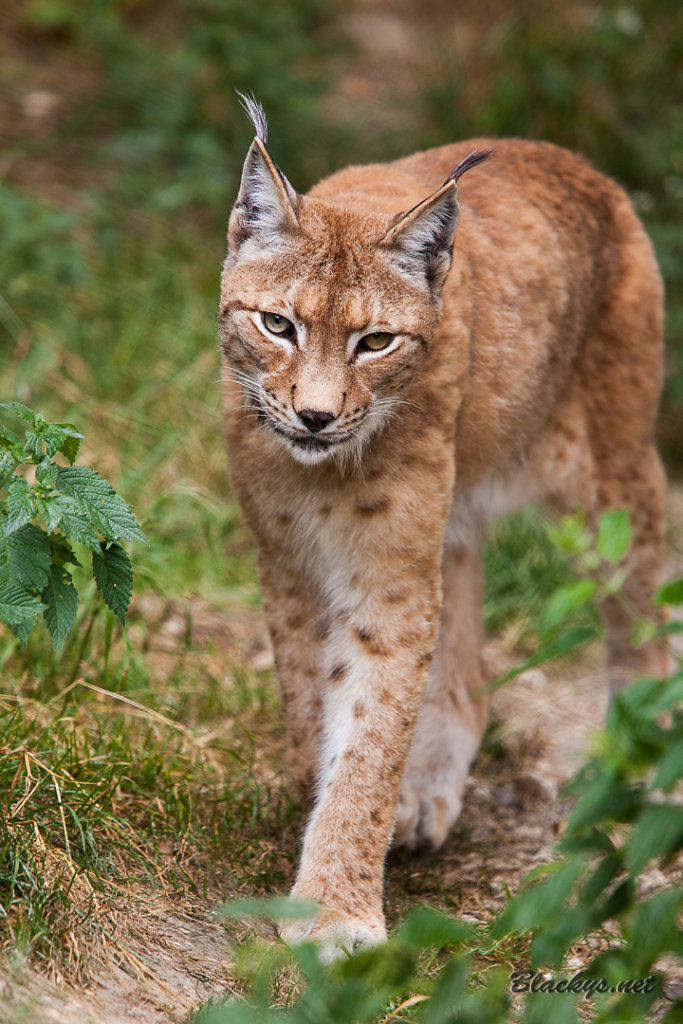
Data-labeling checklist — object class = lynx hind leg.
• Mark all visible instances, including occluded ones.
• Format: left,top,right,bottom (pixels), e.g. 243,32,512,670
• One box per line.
593,446,668,697
577,217,669,695
394,536,489,849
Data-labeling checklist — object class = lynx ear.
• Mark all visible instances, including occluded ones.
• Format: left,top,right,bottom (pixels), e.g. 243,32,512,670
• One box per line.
381,182,460,295
381,149,492,295
228,96,300,256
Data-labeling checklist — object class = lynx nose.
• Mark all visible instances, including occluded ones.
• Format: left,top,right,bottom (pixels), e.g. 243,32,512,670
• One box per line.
297,408,336,433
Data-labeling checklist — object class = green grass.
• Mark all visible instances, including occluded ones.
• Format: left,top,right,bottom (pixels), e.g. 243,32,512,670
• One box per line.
0,617,303,976
483,509,592,641
0,685,200,975
0,170,277,977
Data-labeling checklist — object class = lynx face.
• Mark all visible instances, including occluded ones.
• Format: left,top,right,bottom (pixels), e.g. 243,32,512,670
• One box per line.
220,241,432,466
219,109,483,465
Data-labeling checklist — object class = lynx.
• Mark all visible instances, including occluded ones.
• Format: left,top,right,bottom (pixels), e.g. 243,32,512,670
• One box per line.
219,98,667,957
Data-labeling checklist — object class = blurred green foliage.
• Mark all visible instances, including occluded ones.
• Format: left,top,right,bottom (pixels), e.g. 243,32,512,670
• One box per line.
483,509,595,639
22,0,349,210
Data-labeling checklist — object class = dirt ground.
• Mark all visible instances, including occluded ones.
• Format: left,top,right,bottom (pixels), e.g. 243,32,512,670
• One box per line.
1,492,681,1023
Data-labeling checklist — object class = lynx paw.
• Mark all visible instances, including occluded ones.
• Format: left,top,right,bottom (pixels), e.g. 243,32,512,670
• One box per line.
394,728,476,848
279,911,386,964
393,776,463,849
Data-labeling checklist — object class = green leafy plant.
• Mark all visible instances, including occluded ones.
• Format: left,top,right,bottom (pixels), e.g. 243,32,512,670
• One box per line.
196,903,509,1024
494,656,683,1024
494,509,651,685
0,402,146,648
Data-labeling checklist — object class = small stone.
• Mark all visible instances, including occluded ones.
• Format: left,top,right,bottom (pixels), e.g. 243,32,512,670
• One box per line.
22,90,60,119
518,669,548,690
249,646,274,672
161,616,186,638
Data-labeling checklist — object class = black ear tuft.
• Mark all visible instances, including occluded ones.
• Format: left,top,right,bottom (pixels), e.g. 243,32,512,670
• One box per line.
237,91,269,145
446,149,493,185
227,99,299,258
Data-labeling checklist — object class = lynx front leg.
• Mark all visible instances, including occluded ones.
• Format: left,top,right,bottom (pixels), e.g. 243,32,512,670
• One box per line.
394,532,489,848
282,577,441,959
258,560,328,797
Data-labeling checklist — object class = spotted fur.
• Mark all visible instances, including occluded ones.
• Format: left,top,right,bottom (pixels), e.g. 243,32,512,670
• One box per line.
219,109,667,958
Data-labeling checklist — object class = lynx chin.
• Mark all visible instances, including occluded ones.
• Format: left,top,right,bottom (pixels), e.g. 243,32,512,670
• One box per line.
219,97,667,960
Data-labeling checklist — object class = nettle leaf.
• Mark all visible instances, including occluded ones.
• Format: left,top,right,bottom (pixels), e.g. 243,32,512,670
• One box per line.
626,889,683,965
36,493,78,534
40,425,69,458
398,905,475,948
57,423,83,465
41,563,78,648
524,991,578,1024
36,459,59,487
50,538,80,568
5,477,36,533
0,449,18,478
57,466,146,544
626,804,683,874
0,427,21,446
57,508,99,549
92,542,133,624
651,737,683,791
0,401,37,424
5,524,51,591
597,509,632,564
530,902,593,969
541,579,597,637
24,426,45,460
0,579,43,631
422,958,468,1024
10,618,34,647
655,577,683,606
568,774,642,832
618,675,683,720
493,859,586,937
658,621,683,636
581,851,623,906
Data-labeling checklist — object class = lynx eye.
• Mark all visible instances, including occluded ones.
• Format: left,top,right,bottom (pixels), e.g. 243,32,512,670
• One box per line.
262,311,294,338
359,332,394,353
